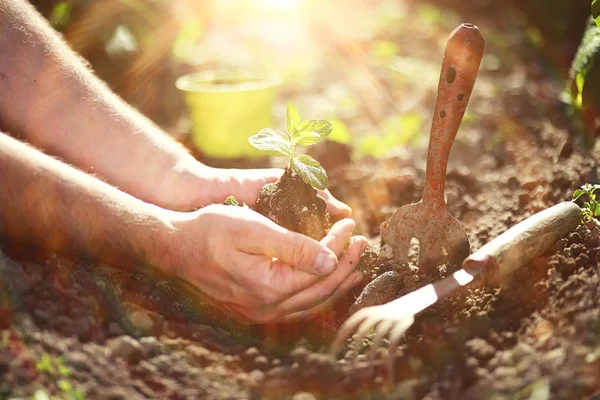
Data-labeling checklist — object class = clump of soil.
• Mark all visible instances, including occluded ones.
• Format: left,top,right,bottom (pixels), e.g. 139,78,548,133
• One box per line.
254,168,332,241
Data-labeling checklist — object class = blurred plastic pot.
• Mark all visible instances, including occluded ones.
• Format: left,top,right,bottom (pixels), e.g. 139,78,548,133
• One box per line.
176,70,280,158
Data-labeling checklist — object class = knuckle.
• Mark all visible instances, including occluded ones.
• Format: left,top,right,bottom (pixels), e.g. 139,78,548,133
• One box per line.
289,233,310,267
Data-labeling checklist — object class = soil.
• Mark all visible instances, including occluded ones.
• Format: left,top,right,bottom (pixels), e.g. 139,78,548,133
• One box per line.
3,3,600,400
254,168,332,241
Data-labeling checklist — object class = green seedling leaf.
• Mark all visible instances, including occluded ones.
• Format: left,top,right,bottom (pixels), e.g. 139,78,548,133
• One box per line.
293,120,333,146
593,0,600,28
249,129,291,157
224,196,239,206
286,102,301,135
291,155,328,190
50,1,72,29
58,379,74,392
573,183,600,222
569,17,600,108
36,354,55,374
594,202,600,217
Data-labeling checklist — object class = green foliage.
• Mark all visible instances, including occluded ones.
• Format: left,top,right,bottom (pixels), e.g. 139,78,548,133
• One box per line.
593,0,600,28
0,331,8,348
568,17,600,108
249,102,332,190
35,354,84,400
224,196,248,208
58,379,86,400
224,196,240,206
572,183,600,222
327,117,352,144
50,1,72,30
172,18,205,62
370,40,400,63
36,354,71,377
357,113,423,158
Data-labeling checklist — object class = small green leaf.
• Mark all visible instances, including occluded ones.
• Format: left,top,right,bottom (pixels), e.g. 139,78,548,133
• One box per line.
286,102,301,135
248,129,291,157
293,120,333,145
36,353,54,374
224,196,239,206
594,202,600,217
58,379,73,392
291,155,328,189
573,189,584,200
569,17,600,108
593,0,600,29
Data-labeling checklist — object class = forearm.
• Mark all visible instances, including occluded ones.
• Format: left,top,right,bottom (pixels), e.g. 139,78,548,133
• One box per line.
0,132,175,271
0,0,206,208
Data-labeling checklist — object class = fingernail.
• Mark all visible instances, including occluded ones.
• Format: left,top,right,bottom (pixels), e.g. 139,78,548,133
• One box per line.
314,252,337,275
360,241,369,254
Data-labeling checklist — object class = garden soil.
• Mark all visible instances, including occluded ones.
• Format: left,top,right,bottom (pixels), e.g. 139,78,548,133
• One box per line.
2,7,600,400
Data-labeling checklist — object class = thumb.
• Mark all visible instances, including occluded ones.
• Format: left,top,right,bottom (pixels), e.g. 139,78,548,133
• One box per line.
237,216,355,276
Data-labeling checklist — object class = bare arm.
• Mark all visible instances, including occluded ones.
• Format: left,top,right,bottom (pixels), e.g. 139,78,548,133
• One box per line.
0,132,171,270
0,0,210,210
0,131,366,323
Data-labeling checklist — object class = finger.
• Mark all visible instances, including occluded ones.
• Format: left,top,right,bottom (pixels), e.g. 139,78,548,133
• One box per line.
320,218,358,255
272,236,367,319
318,189,352,219
279,272,365,323
237,214,356,276
250,168,283,183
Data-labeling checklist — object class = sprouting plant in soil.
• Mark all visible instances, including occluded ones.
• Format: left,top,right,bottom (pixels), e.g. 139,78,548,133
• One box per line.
224,195,248,208
572,183,600,222
248,102,332,190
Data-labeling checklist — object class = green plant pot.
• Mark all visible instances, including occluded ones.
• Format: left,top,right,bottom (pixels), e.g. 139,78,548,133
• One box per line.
176,70,280,159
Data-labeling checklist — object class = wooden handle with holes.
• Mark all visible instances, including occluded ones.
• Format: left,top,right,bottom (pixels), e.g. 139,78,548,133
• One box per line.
422,23,484,206
463,202,581,282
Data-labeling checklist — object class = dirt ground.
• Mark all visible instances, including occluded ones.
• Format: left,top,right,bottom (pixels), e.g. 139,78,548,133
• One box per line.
2,3,600,400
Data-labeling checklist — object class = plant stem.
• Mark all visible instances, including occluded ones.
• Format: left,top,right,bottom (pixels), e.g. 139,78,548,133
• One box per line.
289,143,294,169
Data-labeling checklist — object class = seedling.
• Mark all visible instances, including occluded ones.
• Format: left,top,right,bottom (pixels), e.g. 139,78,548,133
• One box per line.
572,183,600,223
248,102,332,190
224,195,248,208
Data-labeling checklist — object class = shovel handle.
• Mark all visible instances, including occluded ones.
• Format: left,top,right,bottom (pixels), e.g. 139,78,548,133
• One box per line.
422,24,484,207
463,202,581,281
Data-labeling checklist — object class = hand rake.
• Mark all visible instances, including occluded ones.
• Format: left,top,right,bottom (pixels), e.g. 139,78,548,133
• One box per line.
330,202,581,370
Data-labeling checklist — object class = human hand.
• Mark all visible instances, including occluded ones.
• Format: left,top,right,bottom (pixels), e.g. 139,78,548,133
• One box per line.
157,160,351,219
161,204,367,323
211,167,352,220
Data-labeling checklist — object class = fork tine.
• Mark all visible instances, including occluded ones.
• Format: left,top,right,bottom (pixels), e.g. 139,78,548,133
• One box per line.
350,316,380,365
368,319,395,363
330,310,369,356
386,315,415,383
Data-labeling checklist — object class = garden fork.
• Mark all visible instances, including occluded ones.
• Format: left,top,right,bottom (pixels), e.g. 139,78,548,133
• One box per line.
380,23,484,272
331,202,581,371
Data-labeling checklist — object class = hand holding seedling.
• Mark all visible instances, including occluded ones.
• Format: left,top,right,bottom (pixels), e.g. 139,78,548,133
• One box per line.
0,0,363,325
196,166,351,219
164,205,367,323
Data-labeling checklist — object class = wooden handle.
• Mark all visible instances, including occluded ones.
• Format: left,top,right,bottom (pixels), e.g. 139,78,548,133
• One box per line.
422,23,484,206
463,202,581,281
